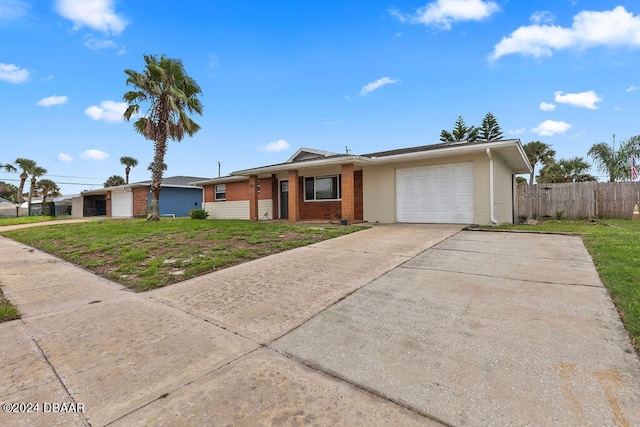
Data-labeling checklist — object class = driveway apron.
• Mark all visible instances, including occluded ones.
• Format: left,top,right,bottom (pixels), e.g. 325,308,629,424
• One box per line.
272,230,640,426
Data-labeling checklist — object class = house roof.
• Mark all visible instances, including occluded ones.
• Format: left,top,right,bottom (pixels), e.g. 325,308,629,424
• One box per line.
230,139,531,177
82,176,207,196
0,196,14,205
133,176,209,187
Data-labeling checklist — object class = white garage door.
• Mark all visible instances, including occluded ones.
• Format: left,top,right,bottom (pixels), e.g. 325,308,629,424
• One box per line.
396,162,473,223
111,191,132,218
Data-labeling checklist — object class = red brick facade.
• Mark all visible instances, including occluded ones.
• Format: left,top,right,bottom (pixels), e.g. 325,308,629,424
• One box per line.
354,170,363,221
202,166,362,222
106,191,112,217
204,178,275,203
132,187,148,217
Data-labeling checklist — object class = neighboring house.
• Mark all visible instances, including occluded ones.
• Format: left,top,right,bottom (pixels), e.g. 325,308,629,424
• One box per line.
0,197,17,217
76,176,206,218
194,140,531,224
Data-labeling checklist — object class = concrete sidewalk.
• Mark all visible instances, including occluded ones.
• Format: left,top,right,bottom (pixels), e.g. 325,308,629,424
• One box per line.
1,224,639,426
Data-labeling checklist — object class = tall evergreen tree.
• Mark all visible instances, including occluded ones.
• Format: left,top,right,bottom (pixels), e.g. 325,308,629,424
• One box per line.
440,116,478,143
478,112,503,142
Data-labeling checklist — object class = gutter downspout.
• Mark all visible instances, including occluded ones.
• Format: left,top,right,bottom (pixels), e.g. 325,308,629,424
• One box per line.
486,148,498,224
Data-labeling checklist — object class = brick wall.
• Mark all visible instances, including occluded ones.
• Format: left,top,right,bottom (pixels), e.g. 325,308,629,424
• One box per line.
298,177,342,220
204,178,274,203
354,170,363,221
132,187,148,217
106,191,112,217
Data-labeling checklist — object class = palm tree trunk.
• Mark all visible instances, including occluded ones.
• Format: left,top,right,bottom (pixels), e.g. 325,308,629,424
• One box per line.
147,109,168,221
125,166,130,184
27,177,36,216
18,172,27,205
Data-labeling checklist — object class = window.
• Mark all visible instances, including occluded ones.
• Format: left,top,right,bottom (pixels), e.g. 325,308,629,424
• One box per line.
214,184,226,201
304,175,341,201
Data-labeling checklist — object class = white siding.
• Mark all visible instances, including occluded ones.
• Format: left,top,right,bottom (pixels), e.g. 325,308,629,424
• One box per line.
363,153,493,224
362,165,396,223
204,201,250,219
71,197,83,218
112,191,133,218
258,199,273,220
493,153,515,223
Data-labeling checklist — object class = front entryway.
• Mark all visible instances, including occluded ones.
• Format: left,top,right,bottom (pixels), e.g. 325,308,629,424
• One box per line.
280,180,289,219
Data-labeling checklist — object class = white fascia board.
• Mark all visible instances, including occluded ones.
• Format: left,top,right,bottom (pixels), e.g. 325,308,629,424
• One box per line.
231,156,372,176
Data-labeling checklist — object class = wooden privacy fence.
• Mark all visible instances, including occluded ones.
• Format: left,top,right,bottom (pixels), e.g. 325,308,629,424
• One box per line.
517,182,640,220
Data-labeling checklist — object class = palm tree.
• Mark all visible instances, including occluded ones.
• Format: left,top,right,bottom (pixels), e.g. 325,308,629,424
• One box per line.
538,157,596,183
1,163,16,172
588,136,640,181
27,166,47,215
123,54,203,221
104,175,126,188
587,142,624,182
37,179,60,215
120,156,138,184
523,141,556,185
478,112,503,142
14,158,36,205
440,116,478,143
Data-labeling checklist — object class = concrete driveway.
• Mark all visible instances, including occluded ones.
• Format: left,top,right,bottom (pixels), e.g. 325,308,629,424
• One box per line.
0,224,639,426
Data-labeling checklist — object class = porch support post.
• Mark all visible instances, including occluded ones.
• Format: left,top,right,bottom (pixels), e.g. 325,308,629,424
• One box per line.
288,169,299,222
249,175,259,221
341,163,355,223
271,173,278,219
106,191,112,218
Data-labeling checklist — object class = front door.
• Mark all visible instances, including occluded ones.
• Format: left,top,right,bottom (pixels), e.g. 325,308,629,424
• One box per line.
280,180,288,219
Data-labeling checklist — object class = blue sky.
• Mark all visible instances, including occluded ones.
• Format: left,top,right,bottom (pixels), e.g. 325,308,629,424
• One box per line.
2,0,640,194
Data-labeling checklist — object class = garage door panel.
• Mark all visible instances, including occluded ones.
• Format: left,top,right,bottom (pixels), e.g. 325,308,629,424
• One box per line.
112,192,133,218
396,163,473,224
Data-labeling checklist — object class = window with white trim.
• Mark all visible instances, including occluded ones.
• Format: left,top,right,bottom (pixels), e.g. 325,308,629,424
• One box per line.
214,184,226,200
304,174,341,201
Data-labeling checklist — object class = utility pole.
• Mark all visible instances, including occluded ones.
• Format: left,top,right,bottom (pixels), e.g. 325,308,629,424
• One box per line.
218,161,221,178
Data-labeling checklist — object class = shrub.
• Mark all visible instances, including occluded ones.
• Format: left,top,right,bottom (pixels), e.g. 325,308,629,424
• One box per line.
190,208,209,220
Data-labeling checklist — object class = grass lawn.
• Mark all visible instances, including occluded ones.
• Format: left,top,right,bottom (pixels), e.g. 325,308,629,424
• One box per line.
0,215,71,226
490,218,640,354
0,288,20,322
0,218,366,293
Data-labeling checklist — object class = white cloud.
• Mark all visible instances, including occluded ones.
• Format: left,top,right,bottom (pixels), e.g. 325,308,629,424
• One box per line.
0,63,29,83
531,120,572,136
84,100,127,122
530,11,555,25
258,139,290,153
614,106,622,111
36,95,68,107
554,90,602,109
0,0,30,22
80,149,109,161
508,128,526,135
57,153,73,162
360,77,399,96
391,0,500,30
539,102,556,111
490,6,640,61
55,0,127,35
83,36,116,50
626,85,639,92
